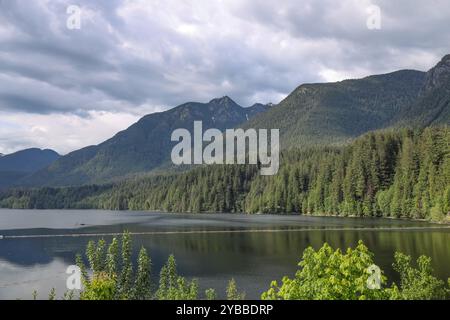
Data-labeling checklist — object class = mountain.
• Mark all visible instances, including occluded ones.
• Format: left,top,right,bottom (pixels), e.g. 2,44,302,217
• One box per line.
243,69,427,149
21,97,270,187
399,54,450,126
15,55,450,188
0,148,60,188
0,148,60,173
244,55,450,150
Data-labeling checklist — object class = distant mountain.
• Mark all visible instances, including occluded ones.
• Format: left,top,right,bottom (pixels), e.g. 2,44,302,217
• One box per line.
0,148,60,188
0,148,60,172
22,97,270,187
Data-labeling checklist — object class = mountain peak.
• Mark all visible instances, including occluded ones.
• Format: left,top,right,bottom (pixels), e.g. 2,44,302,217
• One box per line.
209,96,238,106
433,54,450,70
423,54,450,92
20,95,268,187
440,54,450,63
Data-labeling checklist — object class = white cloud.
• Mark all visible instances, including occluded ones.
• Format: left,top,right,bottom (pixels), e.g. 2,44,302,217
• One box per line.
0,111,139,154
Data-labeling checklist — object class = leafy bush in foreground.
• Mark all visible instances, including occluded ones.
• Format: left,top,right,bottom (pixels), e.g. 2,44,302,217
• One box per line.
262,241,449,300
42,235,448,300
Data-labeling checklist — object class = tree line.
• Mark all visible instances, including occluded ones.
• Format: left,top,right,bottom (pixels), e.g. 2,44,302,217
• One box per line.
1,126,449,221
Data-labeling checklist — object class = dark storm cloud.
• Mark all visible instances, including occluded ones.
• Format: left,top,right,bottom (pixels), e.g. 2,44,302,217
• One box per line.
0,0,449,153
1,0,448,115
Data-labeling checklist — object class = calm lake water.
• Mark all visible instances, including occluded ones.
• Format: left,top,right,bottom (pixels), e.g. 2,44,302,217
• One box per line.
0,209,449,299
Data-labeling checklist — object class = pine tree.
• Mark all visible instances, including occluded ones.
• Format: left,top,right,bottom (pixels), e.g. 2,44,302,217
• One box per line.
134,247,152,300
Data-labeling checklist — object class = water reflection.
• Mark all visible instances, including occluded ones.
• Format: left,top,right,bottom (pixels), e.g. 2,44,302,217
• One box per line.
0,210,449,299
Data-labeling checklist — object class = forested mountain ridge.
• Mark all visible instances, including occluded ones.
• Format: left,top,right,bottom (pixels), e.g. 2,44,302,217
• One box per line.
243,69,427,149
398,54,450,127
2,127,448,221
243,55,450,149
0,148,60,188
19,97,270,187
8,54,450,189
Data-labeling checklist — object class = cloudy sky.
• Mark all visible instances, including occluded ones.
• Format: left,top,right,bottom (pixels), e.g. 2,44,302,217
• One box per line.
0,0,449,154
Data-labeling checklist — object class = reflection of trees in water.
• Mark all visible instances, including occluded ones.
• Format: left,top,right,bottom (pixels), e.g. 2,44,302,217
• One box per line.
131,229,450,280
1,226,448,282
0,236,93,266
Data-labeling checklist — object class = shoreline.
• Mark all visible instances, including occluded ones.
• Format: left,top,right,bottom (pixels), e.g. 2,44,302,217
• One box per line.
1,206,448,225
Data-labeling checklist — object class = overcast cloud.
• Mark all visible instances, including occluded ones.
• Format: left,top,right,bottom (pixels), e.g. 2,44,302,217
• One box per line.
0,0,449,154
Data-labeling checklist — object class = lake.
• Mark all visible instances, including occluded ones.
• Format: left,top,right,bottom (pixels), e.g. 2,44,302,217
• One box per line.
0,209,449,299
